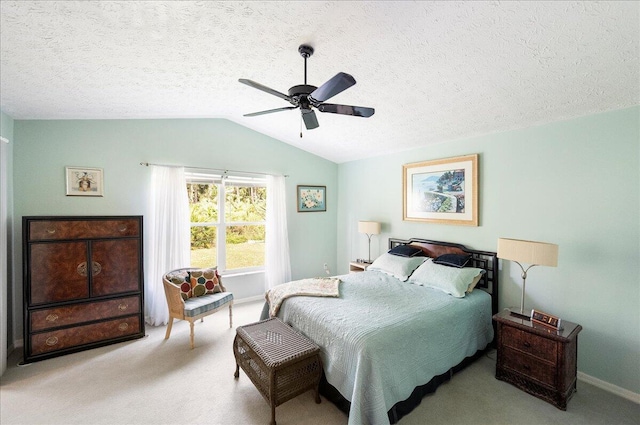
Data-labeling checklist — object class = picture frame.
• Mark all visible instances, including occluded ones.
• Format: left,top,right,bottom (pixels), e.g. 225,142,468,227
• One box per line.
403,154,478,226
65,166,104,197
297,185,326,212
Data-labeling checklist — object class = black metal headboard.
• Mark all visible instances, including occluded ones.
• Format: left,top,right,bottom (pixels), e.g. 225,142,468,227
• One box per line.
389,238,499,316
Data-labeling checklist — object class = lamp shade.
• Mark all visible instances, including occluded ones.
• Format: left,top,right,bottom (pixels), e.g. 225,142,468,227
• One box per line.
497,238,558,267
358,221,381,235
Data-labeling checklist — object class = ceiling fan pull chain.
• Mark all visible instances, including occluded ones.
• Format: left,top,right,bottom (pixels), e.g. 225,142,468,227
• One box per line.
300,116,303,138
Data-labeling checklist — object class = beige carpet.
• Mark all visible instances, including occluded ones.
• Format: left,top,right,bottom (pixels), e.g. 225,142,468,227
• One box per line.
1,300,638,425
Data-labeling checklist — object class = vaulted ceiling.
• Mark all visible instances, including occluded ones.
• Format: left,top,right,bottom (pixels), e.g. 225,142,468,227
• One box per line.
1,1,638,163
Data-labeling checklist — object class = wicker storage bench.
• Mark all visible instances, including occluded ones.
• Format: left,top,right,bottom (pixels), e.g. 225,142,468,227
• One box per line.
233,317,322,425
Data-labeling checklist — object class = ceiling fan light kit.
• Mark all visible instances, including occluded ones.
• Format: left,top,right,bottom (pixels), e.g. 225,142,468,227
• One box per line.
239,44,375,135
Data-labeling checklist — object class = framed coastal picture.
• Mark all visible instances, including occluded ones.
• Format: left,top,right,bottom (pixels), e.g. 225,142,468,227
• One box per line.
403,154,478,226
297,185,326,212
65,166,104,197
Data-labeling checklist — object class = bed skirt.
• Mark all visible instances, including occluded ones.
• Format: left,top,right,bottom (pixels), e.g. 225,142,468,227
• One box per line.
319,348,489,424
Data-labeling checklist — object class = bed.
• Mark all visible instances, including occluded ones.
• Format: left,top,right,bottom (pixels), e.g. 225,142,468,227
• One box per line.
262,237,499,425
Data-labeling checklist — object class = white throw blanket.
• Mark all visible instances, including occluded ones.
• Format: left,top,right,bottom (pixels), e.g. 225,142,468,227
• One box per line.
266,277,340,317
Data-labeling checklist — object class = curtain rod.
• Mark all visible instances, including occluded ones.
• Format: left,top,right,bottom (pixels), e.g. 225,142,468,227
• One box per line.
139,162,288,177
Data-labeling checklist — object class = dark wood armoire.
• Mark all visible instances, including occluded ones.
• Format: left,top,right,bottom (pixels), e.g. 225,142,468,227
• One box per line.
22,216,145,363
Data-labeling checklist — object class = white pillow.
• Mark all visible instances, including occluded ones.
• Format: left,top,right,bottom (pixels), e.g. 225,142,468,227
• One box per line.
409,259,485,297
367,253,428,281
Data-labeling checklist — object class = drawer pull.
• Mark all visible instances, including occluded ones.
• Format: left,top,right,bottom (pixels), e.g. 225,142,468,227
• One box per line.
118,303,128,311
522,364,531,371
45,336,59,346
118,225,127,232
77,262,88,276
45,314,59,322
92,261,102,276
523,341,531,348
118,323,129,331
46,228,56,234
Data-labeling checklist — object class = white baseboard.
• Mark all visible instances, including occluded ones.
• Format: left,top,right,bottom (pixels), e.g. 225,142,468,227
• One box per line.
578,371,640,404
233,295,265,305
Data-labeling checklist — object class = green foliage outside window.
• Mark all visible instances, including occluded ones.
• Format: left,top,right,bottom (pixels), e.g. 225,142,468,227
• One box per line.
188,181,266,270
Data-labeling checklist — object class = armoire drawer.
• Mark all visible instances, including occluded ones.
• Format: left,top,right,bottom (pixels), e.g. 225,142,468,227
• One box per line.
29,315,141,356
29,219,140,241
30,296,141,332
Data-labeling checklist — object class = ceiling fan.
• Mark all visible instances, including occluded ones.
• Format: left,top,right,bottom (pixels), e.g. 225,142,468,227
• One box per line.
239,44,375,135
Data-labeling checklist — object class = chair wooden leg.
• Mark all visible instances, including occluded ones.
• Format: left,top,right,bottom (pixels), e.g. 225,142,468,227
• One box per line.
165,318,174,340
229,304,233,328
189,320,195,349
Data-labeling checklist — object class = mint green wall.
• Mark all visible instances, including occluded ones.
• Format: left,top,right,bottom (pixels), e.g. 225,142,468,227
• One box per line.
11,119,338,342
337,107,640,393
7,110,640,393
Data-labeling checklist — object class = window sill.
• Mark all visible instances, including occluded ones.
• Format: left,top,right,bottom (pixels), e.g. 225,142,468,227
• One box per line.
221,269,265,278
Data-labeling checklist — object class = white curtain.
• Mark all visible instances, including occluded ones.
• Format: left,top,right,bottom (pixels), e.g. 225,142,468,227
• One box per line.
0,137,9,376
265,175,291,290
145,165,190,326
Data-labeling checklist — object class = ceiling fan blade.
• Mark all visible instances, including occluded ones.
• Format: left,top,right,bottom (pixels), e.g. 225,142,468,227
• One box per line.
309,72,356,103
244,106,298,117
317,103,375,118
302,110,319,130
239,79,292,102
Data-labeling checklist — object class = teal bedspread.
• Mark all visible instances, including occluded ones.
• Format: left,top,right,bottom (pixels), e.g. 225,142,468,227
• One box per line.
276,270,493,425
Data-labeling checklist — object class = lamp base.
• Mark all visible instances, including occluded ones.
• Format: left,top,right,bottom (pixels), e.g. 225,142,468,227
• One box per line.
509,307,531,320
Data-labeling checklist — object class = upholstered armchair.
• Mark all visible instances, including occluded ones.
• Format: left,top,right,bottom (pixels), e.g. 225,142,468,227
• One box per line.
162,268,233,349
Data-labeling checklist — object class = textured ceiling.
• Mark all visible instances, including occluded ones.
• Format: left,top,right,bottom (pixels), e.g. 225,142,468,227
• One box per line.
1,1,638,163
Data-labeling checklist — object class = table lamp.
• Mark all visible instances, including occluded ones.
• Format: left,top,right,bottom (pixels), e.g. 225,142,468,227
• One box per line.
497,238,559,319
358,221,381,263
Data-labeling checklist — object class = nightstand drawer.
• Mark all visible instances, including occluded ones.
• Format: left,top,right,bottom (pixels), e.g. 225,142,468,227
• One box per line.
502,347,557,387
503,326,557,362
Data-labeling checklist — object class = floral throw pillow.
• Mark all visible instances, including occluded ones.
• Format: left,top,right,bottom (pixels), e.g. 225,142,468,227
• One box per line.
189,268,222,297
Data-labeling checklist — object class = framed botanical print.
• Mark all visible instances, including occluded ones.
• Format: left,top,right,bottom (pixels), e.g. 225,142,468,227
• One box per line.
403,154,478,226
297,185,326,212
66,166,104,197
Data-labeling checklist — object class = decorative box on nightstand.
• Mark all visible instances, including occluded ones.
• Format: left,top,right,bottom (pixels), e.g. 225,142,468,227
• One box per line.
493,309,582,410
349,261,369,273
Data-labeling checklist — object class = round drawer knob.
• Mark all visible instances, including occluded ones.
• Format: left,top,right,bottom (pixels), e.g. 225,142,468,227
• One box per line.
77,262,88,277
118,323,129,331
45,336,59,346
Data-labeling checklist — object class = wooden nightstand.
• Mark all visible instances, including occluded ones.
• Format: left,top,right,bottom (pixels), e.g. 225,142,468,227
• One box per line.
349,261,369,273
493,309,582,410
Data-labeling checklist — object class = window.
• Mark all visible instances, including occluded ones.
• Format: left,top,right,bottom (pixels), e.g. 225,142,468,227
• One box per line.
186,171,267,273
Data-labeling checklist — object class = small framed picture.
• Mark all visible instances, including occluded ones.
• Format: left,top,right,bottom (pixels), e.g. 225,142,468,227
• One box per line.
531,309,563,330
297,185,326,212
65,167,104,197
